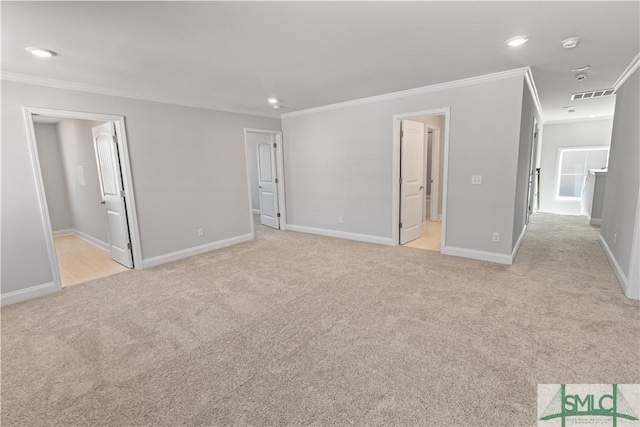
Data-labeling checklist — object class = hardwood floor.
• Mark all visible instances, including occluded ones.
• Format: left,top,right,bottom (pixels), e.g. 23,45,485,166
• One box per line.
403,220,442,251
54,234,129,287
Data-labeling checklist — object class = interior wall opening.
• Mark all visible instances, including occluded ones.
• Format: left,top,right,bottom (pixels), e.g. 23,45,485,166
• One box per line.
27,109,140,290
398,113,446,252
243,129,286,232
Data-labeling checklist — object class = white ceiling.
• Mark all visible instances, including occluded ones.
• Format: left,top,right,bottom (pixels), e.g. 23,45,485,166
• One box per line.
2,2,638,121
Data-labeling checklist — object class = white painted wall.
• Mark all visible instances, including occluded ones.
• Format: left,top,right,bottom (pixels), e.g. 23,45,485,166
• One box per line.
1,81,280,296
600,68,639,294
282,74,525,256
539,119,613,215
513,82,540,249
57,119,109,244
33,123,73,232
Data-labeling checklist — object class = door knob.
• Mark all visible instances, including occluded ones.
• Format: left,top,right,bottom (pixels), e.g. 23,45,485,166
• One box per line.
100,200,106,204
419,185,425,190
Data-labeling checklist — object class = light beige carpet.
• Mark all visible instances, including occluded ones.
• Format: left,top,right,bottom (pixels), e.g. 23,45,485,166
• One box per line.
2,213,638,426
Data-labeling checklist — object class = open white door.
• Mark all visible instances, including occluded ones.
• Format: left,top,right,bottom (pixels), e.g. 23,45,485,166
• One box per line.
92,122,133,268
400,120,425,244
257,138,280,229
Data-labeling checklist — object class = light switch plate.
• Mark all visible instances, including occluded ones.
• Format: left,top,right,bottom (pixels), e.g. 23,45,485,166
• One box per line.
472,175,482,185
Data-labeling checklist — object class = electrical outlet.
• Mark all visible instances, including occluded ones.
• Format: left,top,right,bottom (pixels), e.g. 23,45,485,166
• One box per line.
472,175,482,185
338,216,343,224
197,228,204,237
492,232,500,242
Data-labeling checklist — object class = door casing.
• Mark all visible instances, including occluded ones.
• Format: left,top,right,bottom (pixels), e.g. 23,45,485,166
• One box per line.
243,128,287,237
392,108,451,252
23,107,143,293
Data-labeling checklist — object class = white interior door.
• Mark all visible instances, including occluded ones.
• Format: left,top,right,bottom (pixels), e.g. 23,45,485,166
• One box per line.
257,138,280,229
400,120,425,244
92,122,133,268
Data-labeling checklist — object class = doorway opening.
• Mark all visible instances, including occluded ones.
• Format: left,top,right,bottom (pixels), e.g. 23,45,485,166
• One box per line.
392,108,450,252
243,128,286,233
24,107,142,290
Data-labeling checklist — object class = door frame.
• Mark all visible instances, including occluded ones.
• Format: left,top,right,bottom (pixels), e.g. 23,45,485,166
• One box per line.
243,128,287,235
525,117,539,224
23,106,143,293
392,108,451,252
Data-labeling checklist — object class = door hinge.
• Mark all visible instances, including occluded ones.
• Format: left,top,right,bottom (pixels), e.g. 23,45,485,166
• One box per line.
400,130,404,138
127,242,132,250
275,178,279,184
399,222,403,229
273,142,277,148
113,135,118,143
120,190,126,197
399,177,403,184
277,213,281,218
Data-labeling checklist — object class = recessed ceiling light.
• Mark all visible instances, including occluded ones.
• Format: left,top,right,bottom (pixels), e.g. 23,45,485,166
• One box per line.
506,36,530,47
25,47,57,58
267,98,278,104
273,105,281,109
561,37,580,49
571,65,591,72
590,114,596,118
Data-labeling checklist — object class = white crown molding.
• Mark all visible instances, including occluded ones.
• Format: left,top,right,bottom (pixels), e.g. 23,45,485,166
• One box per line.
613,52,640,91
524,68,544,122
543,115,614,125
281,67,530,119
1,71,279,119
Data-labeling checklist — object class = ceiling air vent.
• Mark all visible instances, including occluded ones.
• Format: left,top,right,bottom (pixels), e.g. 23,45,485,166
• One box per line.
571,89,616,101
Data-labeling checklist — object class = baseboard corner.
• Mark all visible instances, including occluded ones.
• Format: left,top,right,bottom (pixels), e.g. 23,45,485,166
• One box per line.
443,245,513,265
1,281,60,306
598,234,628,293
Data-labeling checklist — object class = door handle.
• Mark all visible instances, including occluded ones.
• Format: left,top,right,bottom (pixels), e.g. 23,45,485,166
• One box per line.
100,200,106,204
419,185,425,190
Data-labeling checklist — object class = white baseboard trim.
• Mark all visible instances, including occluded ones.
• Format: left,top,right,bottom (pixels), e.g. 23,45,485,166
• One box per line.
73,230,110,251
1,281,59,306
511,225,527,263
286,224,394,246
252,209,260,214
142,233,254,268
589,218,602,226
443,246,513,265
53,228,73,236
598,234,628,293
52,228,110,251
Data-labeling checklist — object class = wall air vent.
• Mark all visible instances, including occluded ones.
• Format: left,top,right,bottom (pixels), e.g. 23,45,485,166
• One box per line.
570,89,616,101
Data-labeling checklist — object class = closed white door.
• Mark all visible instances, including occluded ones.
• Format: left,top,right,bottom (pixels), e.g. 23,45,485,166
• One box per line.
400,120,425,244
257,138,280,229
92,122,133,268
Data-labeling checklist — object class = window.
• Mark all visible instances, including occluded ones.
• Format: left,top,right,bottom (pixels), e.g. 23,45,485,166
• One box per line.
556,147,609,200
